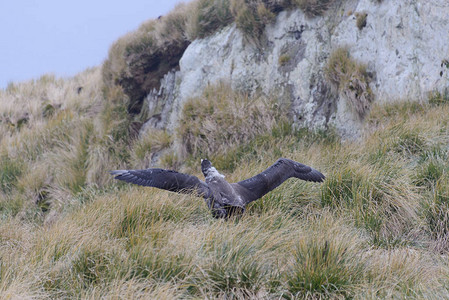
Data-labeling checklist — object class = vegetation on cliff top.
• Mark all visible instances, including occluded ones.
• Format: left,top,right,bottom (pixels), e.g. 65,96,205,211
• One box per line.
102,0,343,114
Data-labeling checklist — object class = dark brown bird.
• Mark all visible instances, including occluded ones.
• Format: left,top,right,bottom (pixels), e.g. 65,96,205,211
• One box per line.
110,158,325,218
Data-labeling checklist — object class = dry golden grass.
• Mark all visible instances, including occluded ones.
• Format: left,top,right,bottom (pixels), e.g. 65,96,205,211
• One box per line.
293,0,336,17
131,129,173,169
176,82,287,167
1,175,448,298
3,17,449,298
325,47,374,119
0,68,129,222
1,69,102,122
356,12,368,30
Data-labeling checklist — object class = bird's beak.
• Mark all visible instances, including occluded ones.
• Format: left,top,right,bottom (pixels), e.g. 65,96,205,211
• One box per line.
201,159,204,162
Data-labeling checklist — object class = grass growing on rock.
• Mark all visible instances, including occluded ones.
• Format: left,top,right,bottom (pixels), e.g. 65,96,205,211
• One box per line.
102,0,337,112
325,47,374,119
176,82,288,168
293,0,336,17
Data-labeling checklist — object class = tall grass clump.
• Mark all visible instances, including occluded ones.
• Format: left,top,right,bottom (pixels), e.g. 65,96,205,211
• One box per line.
230,0,277,42
285,214,365,298
0,155,24,195
360,248,444,298
428,88,449,106
413,146,448,188
186,0,234,40
49,120,94,195
188,217,292,298
356,12,368,30
390,129,426,156
126,243,194,283
321,153,420,247
194,236,267,297
293,0,336,17
98,85,134,166
176,82,287,165
421,174,449,252
130,129,173,168
325,47,374,119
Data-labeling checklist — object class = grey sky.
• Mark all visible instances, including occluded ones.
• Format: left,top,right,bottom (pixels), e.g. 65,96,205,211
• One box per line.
0,0,182,89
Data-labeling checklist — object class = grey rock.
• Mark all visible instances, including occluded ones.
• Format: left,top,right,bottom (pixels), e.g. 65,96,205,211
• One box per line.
143,0,449,139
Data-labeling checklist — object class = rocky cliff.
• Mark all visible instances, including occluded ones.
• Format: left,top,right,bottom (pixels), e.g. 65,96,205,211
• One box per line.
143,0,449,138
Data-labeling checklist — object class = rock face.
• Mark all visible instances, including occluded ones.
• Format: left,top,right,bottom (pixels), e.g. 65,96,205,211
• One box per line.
145,0,449,138
141,70,177,131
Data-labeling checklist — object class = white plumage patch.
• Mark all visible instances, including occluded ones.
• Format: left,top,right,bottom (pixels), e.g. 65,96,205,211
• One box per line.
206,167,225,180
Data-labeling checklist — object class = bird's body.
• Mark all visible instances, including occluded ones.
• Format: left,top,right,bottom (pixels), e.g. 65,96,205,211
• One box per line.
202,163,246,218
111,158,325,218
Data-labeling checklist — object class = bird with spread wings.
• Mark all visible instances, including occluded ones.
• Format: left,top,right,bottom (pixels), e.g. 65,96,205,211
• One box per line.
111,158,325,218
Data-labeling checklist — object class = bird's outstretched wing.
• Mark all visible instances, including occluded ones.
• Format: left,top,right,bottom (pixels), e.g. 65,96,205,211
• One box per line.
110,168,210,197
232,158,325,204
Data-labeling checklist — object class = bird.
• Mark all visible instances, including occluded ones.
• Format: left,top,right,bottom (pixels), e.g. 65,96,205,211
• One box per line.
110,158,325,218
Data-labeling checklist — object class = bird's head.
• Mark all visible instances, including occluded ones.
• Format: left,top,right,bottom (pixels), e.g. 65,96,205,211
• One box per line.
201,159,212,176
201,159,225,179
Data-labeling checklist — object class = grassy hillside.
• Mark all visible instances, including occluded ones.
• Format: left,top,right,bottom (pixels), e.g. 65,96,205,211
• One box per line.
1,0,449,297
1,65,449,298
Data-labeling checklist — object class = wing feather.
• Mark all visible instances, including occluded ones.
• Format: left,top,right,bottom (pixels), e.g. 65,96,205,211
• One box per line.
232,158,325,204
110,168,210,197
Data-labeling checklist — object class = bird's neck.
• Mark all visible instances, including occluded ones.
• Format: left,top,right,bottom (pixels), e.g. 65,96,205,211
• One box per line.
205,167,225,181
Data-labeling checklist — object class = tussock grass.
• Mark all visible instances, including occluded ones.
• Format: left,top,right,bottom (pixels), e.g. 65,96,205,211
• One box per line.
428,89,449,106
325,47,374,119
0,155,23,195
186,0,234,40
230,0,278,43
278,53,291,66
176,82,288,166
321,161,420,247
4,55,449,297
293,0,336,17
131,129,173,168
0,69,133,221
356,250,442,298
356,12,368,30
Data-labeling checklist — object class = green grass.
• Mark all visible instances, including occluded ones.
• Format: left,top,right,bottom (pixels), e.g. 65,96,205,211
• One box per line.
286,216,365,298
325,47,374,119
176,82,288,163
133,129,172,157
0,156,24,194
429,89,449,106
3,18,449,299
